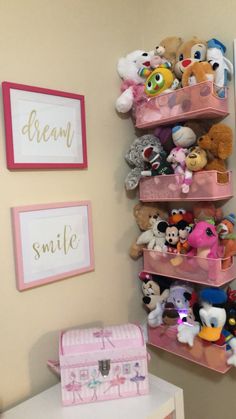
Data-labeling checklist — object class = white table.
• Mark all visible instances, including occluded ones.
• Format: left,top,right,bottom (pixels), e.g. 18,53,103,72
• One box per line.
2,374,184,419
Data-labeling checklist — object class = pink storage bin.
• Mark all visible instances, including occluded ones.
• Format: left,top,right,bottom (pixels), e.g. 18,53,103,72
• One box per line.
59,323,149,406
148,325,231,374
143,249,236,286
135,81,228,129
139,170,233,202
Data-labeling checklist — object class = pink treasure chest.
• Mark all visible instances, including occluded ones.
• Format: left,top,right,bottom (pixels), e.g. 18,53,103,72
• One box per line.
59,323,149,405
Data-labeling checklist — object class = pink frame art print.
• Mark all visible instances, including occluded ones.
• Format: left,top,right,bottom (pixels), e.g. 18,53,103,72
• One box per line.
2,81,87,169
12,201,94,291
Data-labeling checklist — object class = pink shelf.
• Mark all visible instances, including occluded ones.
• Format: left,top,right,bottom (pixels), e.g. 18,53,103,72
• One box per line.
135,81,228,129
139,170,232,202
143,249,236,286
148,325,231,373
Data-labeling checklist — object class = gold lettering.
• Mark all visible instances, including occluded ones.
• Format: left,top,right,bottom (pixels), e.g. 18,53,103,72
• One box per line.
32,225,80,260
22,109,74,148
63,225,80,254
32,242,41,260
42,241,57,254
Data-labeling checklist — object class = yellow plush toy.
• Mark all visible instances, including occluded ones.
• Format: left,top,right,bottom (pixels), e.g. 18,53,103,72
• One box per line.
145,64,178,97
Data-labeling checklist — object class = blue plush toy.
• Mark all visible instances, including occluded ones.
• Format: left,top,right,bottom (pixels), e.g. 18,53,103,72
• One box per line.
207,38,233,98
177,287,236,366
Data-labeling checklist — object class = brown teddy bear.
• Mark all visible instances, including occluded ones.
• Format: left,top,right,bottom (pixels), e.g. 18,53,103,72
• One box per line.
157,36,183,67
197,123,233,183
185,146,208,172
129,202,168,259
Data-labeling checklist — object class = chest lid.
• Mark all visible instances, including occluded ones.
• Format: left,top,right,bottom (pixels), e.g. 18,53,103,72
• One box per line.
60,323,145,355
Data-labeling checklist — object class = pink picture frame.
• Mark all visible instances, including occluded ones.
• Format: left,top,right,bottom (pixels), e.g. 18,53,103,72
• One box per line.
2,81,87,169
12,201,94,291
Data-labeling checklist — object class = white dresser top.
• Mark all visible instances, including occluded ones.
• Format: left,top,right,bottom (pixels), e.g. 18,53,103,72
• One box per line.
2,374,184,419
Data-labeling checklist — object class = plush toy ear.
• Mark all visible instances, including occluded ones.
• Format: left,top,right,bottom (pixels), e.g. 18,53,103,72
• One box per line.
117,57,128,78
218,140,232,159
183,292,192,302
158,221,168,233
133,203,142,218
160,288,170,302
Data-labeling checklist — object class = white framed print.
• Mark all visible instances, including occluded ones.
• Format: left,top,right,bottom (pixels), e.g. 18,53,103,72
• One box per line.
2,81,87,169
11,201,94,290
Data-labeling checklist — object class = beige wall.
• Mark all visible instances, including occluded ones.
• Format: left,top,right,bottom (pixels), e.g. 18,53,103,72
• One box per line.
1,1,236,418
0,0,144,411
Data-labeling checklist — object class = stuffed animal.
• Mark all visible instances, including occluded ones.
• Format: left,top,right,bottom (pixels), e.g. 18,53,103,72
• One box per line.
153,125,175,153
124,134,163,190
183,119,216,141
115,50,153,113
141,146,174,176
183,146,208,193
129,202,168,259
171,119,215,148
168,208,194,225
225,287,236,337
167,147,192,193
185,146,208,172
217,214,236,269
193,201,223,224
150,45,171,69
167,147,188,174
167,281,194,311
157,36,183,67
198,123,233,183
140,272,170,311
144,64,179,97
172,125,197,148
177,287,236,367
139,273,171,328
165,224,180,253
174,37,207,81
181,61,214,87
162,303,180,326
187,221,223,261
207,38,233,97
136,217,168,252
176,222,192,254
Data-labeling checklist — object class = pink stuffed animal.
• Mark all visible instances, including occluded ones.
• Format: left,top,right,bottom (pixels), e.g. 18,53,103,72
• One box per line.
167,147,192,194
187,221,223,260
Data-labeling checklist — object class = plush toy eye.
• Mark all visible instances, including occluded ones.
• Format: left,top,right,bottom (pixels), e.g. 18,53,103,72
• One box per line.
146,81,153,91
206,227,214,237
155,73,163,83
142,52,148,57
178,209,186,215
209,317,218,328
194,51,201,60
171,209,178,215
179,53,184,61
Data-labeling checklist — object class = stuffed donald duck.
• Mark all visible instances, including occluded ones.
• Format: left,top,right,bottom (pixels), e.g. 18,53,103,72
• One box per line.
177,287,236,366
207,38,233,97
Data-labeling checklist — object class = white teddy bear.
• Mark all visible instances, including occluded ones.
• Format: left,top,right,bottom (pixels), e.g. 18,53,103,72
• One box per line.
116,50,153,113
136,217,168,252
